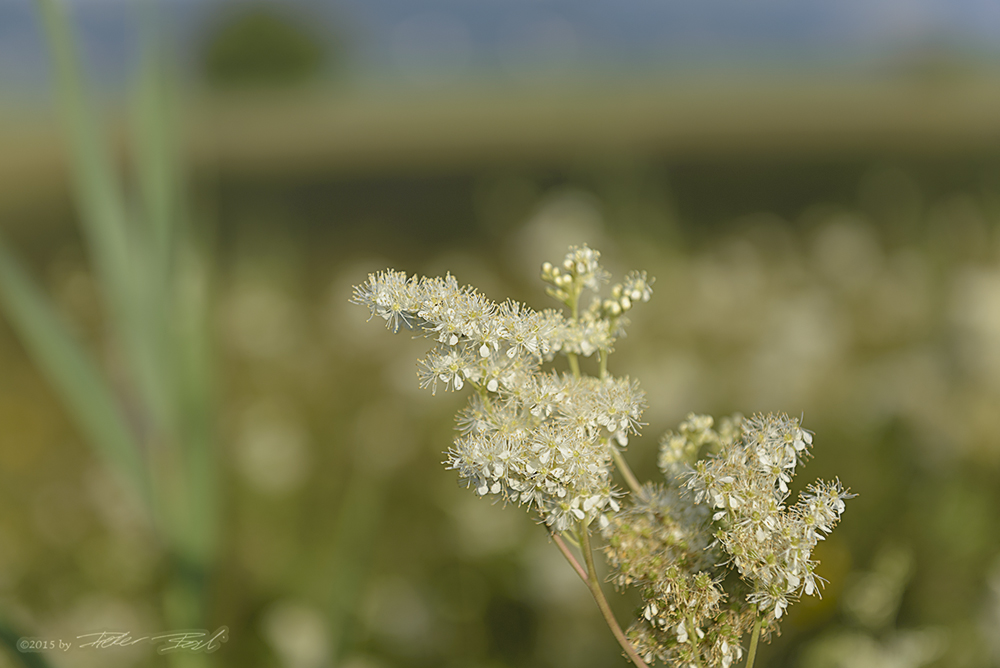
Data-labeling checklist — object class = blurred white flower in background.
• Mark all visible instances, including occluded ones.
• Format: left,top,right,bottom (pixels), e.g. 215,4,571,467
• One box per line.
261,600,330,668
951,266,1000,392
235,399,310,494
512,188,608,285
223,283,302,360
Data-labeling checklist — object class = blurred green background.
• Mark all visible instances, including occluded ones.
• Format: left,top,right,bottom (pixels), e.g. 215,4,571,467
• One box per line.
2,1,1000,667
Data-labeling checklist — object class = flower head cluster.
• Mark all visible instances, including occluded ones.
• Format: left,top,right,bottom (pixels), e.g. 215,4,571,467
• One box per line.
541,244,611,300
606,412,853,665
353,259,644,370
351,246,652,530
446,373,644,530
658,413,743,480
686,413,853,619
540,245,655,353
604,270,655,317
605,483,755,668
354,246,851,668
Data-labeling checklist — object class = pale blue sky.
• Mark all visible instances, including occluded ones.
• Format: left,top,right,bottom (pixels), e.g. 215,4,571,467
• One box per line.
2,0,999,95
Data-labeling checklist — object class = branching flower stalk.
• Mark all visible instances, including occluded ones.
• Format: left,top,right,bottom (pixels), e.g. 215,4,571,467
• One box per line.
352,244,853,667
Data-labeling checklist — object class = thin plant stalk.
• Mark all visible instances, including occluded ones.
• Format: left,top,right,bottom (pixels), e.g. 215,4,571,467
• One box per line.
611,447,644,498
686,614,704,668
578,524,650,668
568,352,581,378
550,529,588,582
745,613,764,668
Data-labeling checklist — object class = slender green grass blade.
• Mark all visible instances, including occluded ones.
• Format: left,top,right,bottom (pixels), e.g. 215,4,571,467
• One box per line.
38,0,174,443
132,7,179,270
171,246,219,564
35,0,134,328
128,10,186,441
0,236,150,509
131,10,220,566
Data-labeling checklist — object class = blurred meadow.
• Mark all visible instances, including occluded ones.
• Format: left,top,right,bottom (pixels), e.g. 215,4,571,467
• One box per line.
2,1,1000,667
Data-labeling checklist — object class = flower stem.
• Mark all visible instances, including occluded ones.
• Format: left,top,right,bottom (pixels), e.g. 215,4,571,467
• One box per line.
599,349,608,379
745,613,763,668
578,523,650,668
611,447,644,499
568,352,581,378
686,614,704,668
550,529,588,582
567,285,582,379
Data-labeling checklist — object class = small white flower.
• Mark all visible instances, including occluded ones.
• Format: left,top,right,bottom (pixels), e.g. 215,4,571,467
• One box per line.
775,598,788,618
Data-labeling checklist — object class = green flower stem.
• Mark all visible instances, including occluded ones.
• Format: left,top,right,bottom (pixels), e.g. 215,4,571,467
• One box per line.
568,352,581,378
561,531,581,549
550,529,588,582
570,284,581,321
599,350,608,380
578,523,650,668
567,283,582,379
686,614,704,668
474,382,489,403
611,447,644,499
745,613,764,668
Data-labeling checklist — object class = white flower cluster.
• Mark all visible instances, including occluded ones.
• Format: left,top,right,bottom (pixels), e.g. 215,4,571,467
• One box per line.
354,268,626,372
605,483,752,668
447,373,644,530
355,246,851,668
658,413,743,480
685,413,854,619
541,244,611,300
605,413,852,666
541,246,655,353
605,270,654,316
352,246,652,531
